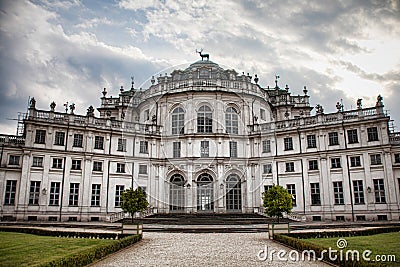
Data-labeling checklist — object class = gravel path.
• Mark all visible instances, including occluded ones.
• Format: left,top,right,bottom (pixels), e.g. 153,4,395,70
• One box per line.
92,232,331,267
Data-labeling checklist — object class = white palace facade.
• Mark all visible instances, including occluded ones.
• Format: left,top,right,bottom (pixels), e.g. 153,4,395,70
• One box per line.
1,58,400,222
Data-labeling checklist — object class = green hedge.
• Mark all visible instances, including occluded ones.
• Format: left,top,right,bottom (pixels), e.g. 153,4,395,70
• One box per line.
40,234,142,267
0,226,128,239
285,226,400,239
274,234,379,267
273,227,400,267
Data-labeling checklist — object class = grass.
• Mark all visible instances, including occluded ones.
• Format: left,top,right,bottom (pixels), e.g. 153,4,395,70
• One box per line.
303,232,400,266
0,232,116,267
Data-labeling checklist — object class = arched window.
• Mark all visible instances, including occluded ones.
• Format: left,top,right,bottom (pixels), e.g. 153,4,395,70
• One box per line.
197,106,212,133
170,174,185,211
171,107,184,135
226,174,242,211
197,173,214,211
225,107,238,134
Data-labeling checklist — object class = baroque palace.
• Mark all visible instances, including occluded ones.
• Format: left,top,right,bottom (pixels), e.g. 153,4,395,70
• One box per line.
1,56,400,222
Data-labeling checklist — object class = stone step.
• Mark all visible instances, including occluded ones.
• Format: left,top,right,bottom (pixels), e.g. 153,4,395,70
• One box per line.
120,213,291,225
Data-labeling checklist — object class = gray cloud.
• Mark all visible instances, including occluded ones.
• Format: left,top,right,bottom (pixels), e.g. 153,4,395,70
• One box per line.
0,0,399,133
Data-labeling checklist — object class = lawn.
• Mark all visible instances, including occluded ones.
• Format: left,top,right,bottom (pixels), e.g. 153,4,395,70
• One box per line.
303,232,400,266
0,231,116,267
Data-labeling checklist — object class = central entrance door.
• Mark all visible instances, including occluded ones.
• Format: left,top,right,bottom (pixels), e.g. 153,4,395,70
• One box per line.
197,173,214,211
226,174,242,212
169,174,185,212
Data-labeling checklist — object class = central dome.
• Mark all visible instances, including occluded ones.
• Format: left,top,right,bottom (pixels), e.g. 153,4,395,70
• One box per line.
184,60,223,72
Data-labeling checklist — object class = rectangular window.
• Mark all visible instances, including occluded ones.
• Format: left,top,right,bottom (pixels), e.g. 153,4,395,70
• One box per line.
285,162,295,172
139,164,147,174
398,178,400,198
229,141,237,158
29,181,41,205
308,160,318,170
264,185,272,193
367,127,379,142
71,160,81,170
377,215,387,221
35,129,46,144
139,141,148,154
201,141,209,157
117,138,127,152
73,134,83,147
49,182,60,206
262,140,271,153
336,216,345,221
69,183,79,206
116,163,125,173
115,185,125,207
356,215,366,221
370,154,382,165
353,180,365,204
328,132,339,146
333,181,344,205
284,137,293,151
263,164,272,174
373,179,386,203
307,134,317,148
395,154,400,164
32,156,43,167
350,156,361,167
310,183,321,205
4,180,17,205
94,136,104,150
52,158,63,169
172,111,184,135
260,109,266,120
8,155,20,166
312,216,321,221
286,184,296,206
144,109,149,121
173,142,181,158
91,184,101,206
54,131,65,146
347,129,358,144
93,161,103,172
331,158,341,168
197,110,213,133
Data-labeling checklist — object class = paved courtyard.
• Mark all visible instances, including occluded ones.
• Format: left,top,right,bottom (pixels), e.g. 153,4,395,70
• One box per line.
92,232,331,267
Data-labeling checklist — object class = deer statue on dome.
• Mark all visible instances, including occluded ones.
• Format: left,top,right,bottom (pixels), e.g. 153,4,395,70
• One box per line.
196,49,209,61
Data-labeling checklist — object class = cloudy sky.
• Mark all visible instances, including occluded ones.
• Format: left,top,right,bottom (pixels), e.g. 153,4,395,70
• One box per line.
0,0,399,134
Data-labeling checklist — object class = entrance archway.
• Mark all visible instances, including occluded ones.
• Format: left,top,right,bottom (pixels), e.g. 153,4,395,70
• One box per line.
226,174,242,211
169,174,185,211
197,173,214,211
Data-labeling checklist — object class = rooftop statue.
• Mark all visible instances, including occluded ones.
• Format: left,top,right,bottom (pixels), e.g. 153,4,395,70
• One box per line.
196,49,209,61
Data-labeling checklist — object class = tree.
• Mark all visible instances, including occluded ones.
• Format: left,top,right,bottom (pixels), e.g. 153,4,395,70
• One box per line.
262,185,293,222
121,187,149,223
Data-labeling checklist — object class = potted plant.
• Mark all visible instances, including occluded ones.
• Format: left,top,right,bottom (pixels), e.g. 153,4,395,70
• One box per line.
120,187,149,235
262,184,293,238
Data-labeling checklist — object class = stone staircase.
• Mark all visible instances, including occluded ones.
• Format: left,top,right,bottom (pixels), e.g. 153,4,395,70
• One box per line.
117,213,293,232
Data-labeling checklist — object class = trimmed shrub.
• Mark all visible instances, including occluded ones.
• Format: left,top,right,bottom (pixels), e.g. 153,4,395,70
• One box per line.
285,226,400,239
40,234,142,267
0,226,125,239
273,227,400,267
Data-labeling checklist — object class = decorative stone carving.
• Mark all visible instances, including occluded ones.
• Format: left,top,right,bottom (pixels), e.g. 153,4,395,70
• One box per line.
336,101,343,112
29,97,36,109
357,98,362,109
87,105,95,117
315,104,324,114
376,95,383,107
69,103,75,114
50,101,56,112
